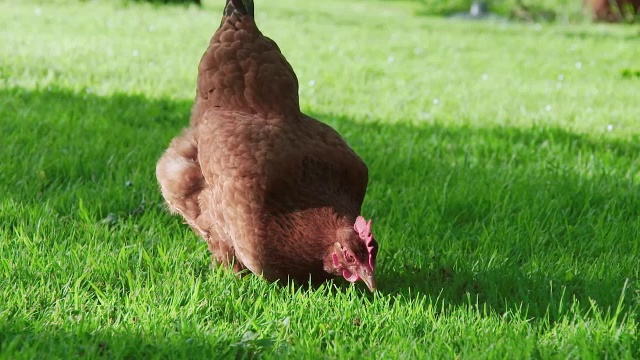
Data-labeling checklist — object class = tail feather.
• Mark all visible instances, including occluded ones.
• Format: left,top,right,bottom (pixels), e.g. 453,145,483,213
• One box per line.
224,0,254,16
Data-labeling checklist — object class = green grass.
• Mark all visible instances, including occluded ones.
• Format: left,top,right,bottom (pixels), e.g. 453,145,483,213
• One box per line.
1,0,639,358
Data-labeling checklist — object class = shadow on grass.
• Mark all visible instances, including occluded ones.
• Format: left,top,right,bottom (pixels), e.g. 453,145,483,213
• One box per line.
314,112,639,321
0,320,255,358
0,86,190,220
1,86,638,325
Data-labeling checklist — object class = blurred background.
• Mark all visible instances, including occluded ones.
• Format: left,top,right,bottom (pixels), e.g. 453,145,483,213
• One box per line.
127,0,640,23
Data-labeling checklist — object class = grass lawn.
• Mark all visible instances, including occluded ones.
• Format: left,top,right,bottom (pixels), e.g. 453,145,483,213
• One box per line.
1,0,639,358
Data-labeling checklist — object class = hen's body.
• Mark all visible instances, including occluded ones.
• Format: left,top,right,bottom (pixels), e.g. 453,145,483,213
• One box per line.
156,0,370,286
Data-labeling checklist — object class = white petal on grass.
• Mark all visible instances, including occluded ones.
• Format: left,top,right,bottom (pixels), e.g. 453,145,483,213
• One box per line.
418,112,432,121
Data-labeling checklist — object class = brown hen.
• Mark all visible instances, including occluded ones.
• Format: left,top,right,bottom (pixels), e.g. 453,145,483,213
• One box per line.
156,0,378,291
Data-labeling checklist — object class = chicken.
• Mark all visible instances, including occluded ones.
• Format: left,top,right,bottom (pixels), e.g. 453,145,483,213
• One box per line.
156,0,378,291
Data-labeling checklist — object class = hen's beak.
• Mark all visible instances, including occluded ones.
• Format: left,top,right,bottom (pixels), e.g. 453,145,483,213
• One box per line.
360,272,376,292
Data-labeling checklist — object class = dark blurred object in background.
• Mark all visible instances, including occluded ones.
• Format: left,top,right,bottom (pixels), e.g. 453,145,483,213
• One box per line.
448,1,495,20
585,0,639,22
413,0,638,23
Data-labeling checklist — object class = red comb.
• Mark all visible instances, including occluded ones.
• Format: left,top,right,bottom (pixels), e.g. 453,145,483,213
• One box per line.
354,216,377,269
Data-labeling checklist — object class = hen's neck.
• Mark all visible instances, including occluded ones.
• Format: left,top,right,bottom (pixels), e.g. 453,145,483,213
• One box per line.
192,13,300,120
266,207,352,262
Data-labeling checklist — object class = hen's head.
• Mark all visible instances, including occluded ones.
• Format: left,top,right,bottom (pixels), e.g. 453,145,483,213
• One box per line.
324,216,378,292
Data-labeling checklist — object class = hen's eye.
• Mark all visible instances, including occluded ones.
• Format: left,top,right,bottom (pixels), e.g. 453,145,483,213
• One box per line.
343,249,356,263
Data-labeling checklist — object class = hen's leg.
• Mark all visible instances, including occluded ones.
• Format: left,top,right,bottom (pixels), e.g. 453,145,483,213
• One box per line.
205,231,246,274
156,128,208,237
